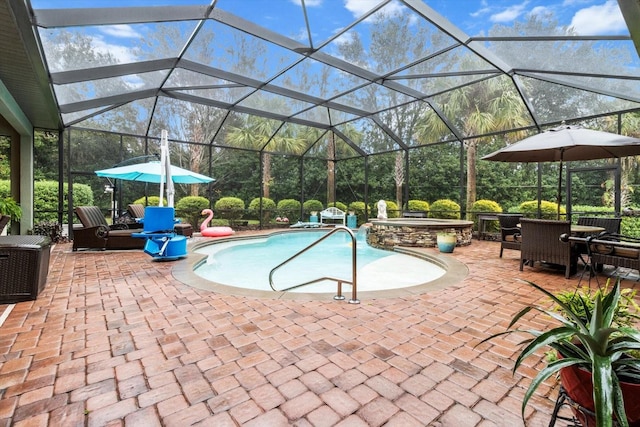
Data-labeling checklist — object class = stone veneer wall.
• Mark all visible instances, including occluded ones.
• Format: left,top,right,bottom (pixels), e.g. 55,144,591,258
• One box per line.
366,223,473,249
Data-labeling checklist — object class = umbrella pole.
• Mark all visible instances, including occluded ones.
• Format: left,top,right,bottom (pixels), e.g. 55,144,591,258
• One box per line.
557,155,563,220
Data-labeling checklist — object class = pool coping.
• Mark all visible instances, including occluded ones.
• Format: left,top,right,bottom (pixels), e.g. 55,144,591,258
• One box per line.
172,229,469,301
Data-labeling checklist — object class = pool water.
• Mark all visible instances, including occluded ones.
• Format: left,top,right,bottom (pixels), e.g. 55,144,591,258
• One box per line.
193,230,446,293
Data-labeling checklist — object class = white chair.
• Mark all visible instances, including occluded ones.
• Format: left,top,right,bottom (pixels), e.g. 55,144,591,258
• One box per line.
320,207,346,226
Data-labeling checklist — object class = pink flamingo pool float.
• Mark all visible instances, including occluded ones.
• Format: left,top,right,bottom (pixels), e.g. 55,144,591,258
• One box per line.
200,209,234,237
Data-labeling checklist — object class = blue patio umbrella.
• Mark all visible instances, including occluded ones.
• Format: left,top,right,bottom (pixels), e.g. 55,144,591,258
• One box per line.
95,161,214,184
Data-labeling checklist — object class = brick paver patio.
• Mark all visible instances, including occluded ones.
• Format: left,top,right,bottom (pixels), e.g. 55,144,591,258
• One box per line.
1,234,638,426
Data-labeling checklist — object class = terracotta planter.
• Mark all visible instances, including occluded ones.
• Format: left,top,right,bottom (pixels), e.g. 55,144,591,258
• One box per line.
560,363,640,426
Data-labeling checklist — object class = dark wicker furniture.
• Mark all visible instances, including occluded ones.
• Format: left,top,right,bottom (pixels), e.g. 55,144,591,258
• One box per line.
498,214,523,257
588,233,640,274
0,235,51,302
0,215,10,234
576,216,621,235
519,218,574,278
73,206,145,251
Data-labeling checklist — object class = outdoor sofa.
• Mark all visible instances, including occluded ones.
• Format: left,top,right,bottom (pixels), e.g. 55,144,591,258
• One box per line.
72,206,145,251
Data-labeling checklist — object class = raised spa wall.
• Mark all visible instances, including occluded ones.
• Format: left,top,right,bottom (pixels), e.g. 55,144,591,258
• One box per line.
366,218,474,250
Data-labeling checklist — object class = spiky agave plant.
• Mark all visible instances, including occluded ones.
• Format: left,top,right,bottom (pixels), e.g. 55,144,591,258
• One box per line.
482,279,640,427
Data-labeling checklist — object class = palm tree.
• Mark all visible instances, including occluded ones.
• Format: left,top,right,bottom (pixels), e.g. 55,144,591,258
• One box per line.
415,74,530,214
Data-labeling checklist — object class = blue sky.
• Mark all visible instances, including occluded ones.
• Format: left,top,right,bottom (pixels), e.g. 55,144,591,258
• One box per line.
31,0,628,37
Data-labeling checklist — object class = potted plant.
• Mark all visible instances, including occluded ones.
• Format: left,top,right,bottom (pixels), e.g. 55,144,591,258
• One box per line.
436,232,456,253
0,196,21,221
481,279,640,427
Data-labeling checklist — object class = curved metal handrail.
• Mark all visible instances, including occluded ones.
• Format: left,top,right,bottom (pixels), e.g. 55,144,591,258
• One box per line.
268,226,359,304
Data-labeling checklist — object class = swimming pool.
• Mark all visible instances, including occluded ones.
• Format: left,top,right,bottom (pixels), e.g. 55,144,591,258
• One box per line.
174,229,469,300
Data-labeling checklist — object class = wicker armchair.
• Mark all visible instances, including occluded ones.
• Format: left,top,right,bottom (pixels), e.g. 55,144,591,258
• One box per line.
588,233,640,274
519,218,574,278
73,206,145,251
0,215,9,234
576,216,621,234
498,214,523,257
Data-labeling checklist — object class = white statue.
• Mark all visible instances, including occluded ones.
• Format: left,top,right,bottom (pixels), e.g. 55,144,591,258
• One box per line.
377,200,387,219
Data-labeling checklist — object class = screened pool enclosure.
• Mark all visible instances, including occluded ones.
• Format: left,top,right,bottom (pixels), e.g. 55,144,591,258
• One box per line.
1,0,640,230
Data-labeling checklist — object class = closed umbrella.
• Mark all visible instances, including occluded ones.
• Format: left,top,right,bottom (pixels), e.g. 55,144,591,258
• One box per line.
482,125,640,218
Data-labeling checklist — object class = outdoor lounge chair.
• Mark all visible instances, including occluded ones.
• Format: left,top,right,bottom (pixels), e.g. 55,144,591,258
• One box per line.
73,206,145,251
519,218,574,278
497,214,523,257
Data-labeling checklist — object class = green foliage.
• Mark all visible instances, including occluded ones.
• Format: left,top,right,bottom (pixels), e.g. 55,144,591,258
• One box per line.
18,181,94,223
303,199,323,213
429,199,461,219
470,199,502,232
621,216,640,237
248,197,276,222
348,201,370,218
518,200,565,219
277,199,302,222
132,196,166,207
214,197,245,221
406,199,429,212
481,280,640,427
328,201,347,212
384,200,399,218
175,196,209,226
0,197,21,221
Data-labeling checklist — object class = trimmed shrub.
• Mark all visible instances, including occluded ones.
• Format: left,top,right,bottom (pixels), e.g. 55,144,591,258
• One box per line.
214,197,245,222
7,181,94,223
429,199,461,219
277,199,302,222
327,201,347,212
384,200,399,218
132,196,166,207
348,201,370,218
469,199,502,232
303,199,323,214
248,197,276,222
519,200,565,220
406,199,429,213
175,196,209,226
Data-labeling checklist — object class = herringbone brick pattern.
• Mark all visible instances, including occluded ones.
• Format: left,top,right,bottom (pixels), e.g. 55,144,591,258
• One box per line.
1,236,637,426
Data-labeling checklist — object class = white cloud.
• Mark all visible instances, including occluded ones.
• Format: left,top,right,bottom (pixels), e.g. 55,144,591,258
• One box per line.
529,6,552,17
91,36,136,64
569,0,626,35
490,1,529,23
99,24,142,39
344,0,383,18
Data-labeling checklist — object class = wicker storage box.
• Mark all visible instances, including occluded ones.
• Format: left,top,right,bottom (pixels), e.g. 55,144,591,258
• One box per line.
0,236,52,303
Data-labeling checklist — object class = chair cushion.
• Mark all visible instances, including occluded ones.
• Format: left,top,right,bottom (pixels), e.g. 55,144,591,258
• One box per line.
504,234,521,242
75,206,109,228
590,242,640,259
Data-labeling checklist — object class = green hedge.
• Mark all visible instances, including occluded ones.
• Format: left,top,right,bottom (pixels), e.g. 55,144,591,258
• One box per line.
519,200,565,220
277,199,301,222
0,180,93,223
429,199,461,219
214,197,245,222
175,196,209,227
469,199,502,232
248,197,276,222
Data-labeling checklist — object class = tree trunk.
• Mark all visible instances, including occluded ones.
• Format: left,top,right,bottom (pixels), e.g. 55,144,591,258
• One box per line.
263,152,271,199
327,133,336,204
395,152,404,210
466,139,477,219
